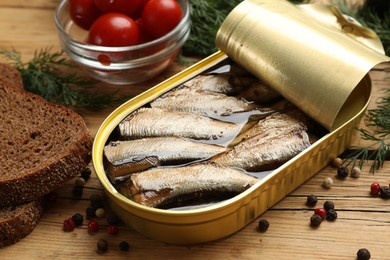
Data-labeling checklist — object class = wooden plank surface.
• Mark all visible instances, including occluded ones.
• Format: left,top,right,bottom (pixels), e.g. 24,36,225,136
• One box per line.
1,2,390,259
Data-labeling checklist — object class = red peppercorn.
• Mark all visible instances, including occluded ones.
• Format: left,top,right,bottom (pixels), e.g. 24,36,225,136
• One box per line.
87,219,99,232
107,225,119,235
314,208,327,219
370,182,381,195
63,217,76,232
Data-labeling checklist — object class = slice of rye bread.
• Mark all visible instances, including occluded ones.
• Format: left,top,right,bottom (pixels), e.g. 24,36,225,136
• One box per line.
0,63,93,207
0,200,44,247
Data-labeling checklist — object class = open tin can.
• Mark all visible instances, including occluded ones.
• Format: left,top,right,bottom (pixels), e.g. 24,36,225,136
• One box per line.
92,0,389,244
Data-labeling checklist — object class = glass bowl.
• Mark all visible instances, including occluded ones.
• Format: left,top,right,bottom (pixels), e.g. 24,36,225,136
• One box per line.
54,0,190,85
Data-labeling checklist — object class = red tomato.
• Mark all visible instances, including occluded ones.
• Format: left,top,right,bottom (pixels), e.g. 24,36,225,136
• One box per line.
69,0,102,30
86,13,140,47
94,0,141,16
141,0,182,38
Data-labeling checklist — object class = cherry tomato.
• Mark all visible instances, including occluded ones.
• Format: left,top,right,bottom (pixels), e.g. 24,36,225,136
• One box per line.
94,0,141,16
69,0,102,30
136,18,155,43
141,0,182,38
86,13,140,47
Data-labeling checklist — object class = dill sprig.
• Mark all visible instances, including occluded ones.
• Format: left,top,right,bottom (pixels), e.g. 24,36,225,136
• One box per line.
344,89,390,173
183,0,390,57
182,0,242,56
355,7,390,56
0,48,124,108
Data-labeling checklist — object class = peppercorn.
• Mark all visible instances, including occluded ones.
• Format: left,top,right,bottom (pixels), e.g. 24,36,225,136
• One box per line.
88,220,99,232
310,214,322,227
81,167,92,181
63,217,76,232
86,206,95,219
72,213,84,226
350,166,361,178
75,177,86,187
323,200,335,211
90,198,104,211
357,248,371,260
322,177,333,188
306,194,318,207
95,208,106,218
370,182,381,195
337,166,349,178
258,219,269,232
326,209,338,221
314,208,327,219
106,211,120,225
107,225,119,235
379,186,390,199
332,157,343,168
97,239,108,252
72,185,83,197
119,241,130,251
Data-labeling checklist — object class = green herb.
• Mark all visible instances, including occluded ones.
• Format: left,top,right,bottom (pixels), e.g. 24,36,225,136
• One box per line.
0,48,125,108
183,0,389,57
182,0,242,56
355,7,390,56
343,89,390,173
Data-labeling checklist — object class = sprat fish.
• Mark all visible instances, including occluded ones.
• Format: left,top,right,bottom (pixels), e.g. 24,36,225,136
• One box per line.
122,162,259,208
104,137,226,179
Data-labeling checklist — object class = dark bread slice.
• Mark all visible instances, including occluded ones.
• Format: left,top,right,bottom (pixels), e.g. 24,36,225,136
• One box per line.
0,63,93,207
0,200,44,247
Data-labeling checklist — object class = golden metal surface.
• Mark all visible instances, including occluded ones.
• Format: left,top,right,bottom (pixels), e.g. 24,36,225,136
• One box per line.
92,0,384,244
93,54,371,244
216,0,389,131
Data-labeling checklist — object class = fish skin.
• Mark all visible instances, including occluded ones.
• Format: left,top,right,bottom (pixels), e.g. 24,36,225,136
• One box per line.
232,110,309,146
183,74,235,94
118,107,240,140
150,87,269,117
210,128,311,172
104,137,226,178
123,162,259,208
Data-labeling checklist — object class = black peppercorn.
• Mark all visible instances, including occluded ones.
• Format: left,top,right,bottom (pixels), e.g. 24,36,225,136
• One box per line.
337,166,349,178
97,239,108,252
81,167,92,181
119,241,130,251
106,211,120,225
258,219,269,232
306,194,318,207
90,198,104,211
72,185,83,197
310,214,322,227
326,209,338,221
357,248,371,260
72,213,84,226
86,206,96,219
379,186,390,199
323,200,335,211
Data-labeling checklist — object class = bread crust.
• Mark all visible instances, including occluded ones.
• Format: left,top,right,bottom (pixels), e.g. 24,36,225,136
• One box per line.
0,200,44,247
0,63,93,207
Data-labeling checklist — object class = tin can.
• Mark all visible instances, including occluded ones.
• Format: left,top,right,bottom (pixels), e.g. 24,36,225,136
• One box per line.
92,0,388,244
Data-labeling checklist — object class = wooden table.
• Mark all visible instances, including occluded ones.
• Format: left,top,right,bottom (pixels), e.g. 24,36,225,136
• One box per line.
1,1,390,259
